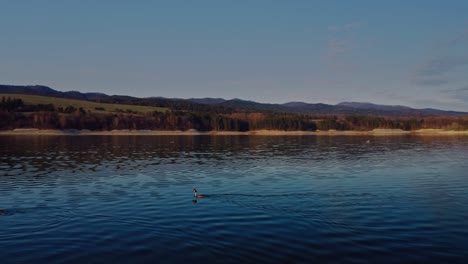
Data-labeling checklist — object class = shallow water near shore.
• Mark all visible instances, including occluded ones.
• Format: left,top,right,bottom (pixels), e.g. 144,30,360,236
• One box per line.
1,135,468,263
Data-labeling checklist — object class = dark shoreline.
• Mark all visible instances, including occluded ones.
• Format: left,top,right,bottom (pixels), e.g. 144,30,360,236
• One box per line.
1,128,467,136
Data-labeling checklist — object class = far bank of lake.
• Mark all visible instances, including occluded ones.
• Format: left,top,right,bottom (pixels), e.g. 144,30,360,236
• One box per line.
1,128,468,136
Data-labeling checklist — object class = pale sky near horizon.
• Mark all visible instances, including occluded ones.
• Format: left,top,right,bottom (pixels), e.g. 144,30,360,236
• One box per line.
1,1,468,111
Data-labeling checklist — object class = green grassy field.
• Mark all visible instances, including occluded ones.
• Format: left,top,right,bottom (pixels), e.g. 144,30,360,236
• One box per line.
0,94,168,114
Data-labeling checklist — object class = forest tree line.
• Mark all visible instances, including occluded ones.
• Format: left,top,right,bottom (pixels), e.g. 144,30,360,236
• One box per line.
1,96,468,131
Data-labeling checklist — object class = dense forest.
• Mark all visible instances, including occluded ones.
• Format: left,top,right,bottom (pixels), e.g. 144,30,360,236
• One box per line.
2,96,468,131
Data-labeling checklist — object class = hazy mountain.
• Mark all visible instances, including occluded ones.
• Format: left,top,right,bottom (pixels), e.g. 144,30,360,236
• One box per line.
334,102,466,116
0,85,234,113
216,98,291,112
187,98,227,105
283,102,352,114
337,102,412,111
0,85,60,96
282,102,311,108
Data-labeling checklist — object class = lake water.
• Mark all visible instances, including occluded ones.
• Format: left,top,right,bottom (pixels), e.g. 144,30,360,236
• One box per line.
1,135,468,263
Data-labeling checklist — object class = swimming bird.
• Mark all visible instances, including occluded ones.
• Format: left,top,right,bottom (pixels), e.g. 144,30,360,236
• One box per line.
193,189,206,198
0,210,6,214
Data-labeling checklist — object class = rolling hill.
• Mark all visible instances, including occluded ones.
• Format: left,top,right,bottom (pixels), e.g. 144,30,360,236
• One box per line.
1,84,467,117
0,93,168,114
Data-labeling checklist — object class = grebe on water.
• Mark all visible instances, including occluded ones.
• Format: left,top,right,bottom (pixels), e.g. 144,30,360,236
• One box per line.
193,189,206,198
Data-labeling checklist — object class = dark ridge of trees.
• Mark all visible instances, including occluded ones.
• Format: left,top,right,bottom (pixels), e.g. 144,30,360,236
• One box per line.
21,103,56,112
1,96,56,112
1,99,468,131
0,108,249,131
316,116,352,131
1,96,24,112
316,115,468,131
229,113,317,131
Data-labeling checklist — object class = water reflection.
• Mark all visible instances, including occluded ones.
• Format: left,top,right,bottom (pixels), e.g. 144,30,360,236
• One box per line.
2,135,465,174
1,135,468,263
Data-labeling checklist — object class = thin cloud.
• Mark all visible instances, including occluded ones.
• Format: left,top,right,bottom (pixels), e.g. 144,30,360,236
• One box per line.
441,85,468,101
327,39,349,57
448,30,468,46
411,78,449,86
435,29,468,48
441,85,468,93
412,28,468,89
453,85,468,100
457,85,468,91
417,57,468,76
324,21,364,62
343,21,362,31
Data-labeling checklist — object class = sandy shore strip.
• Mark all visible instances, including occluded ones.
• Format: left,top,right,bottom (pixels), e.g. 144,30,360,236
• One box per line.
1,128,468,136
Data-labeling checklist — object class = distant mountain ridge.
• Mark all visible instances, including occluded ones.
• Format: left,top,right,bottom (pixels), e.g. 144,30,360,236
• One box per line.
1,84,467,117
337,102,412,111
187,98,227,105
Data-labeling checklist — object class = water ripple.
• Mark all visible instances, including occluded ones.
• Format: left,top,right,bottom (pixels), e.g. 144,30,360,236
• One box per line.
1,135,468,263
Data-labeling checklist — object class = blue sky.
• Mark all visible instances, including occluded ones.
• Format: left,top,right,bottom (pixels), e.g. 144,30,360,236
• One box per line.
1,0,468,111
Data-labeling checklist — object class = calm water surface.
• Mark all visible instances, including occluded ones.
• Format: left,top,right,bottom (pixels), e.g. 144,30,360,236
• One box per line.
1,135,468,263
